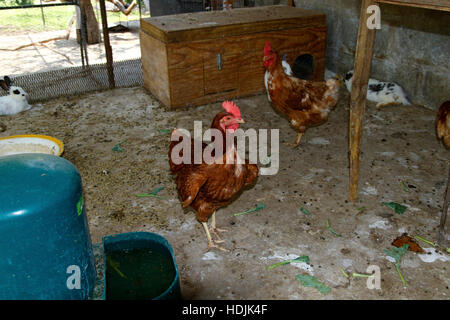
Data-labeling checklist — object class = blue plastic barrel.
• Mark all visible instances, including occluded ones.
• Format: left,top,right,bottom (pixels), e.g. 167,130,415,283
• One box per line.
0,153,96,299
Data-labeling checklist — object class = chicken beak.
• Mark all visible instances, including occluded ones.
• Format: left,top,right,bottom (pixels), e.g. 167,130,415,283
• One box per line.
236,118,245,124
263,56,269,62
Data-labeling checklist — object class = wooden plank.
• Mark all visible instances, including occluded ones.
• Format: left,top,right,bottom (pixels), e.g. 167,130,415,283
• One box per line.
169,66,205,107
377,0,450,11
140,31,171,107
141,5,326,43
349,0,377,202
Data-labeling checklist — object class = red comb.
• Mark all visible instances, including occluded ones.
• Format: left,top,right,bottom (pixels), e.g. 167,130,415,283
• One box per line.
264,41,272,55
222,100,241,118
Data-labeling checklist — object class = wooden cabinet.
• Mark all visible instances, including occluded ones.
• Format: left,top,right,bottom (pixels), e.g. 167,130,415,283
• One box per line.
140,5,327,109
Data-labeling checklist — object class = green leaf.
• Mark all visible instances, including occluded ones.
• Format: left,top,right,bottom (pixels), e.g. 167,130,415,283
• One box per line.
395,263,408,286
384,244,409,263
357,206,366,213
300,207,312,216
234,203,265,216
326,218,341,237
339,267,349,278
137,186,165,199
295,274,331,295
106,256,128,279
267,255,310,270
149,186,164,195
415,235,436,247
158,129,172,134
291,256,310,264
384,244,409,286
136,194,165,199
76,195,83,216
112,143,124,152
352,273,371,278
383,202,407,214
400,181,409,192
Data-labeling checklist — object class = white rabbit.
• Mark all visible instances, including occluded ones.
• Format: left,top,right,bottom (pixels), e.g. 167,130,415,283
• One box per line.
0,76,32,116
344,70,411,108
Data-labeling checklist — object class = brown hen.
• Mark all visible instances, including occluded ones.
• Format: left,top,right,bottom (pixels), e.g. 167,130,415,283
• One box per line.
169,101,258,251
437,101,450,148
263,41,340,148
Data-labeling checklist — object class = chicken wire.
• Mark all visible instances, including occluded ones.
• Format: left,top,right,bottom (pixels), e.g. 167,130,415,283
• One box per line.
0,0,262,104
0,59,143,103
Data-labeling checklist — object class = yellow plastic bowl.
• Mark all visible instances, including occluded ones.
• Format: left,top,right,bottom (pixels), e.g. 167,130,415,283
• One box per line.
0,134,64,157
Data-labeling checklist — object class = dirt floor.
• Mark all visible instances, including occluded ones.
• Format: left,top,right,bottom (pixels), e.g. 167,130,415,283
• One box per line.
0,85,449,300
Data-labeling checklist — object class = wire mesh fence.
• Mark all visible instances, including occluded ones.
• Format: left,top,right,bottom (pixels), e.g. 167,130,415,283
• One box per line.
0,0,267,102
1,58,142,102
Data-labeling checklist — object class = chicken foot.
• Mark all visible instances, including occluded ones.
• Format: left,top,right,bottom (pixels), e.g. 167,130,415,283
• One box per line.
202,222,230,252
283,132,303,149
209,212,229,246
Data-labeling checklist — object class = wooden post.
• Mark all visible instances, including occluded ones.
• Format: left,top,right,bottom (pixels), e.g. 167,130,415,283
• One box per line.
438,162,450,245
99,0,115,88
39,0,46,29
349,0,377,202
211,0,218,10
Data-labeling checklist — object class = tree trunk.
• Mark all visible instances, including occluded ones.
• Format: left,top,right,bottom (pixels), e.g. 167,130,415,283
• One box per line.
78,0,101,44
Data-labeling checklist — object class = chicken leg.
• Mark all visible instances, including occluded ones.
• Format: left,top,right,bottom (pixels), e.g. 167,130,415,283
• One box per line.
202,222,229,252
294,132,303,147
284,132,303,149
209,212,229,247
210,211,229,236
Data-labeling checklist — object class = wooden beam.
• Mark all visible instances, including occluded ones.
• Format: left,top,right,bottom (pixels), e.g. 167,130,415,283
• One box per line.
377,0,450,12
212,0,219,10
349,0,377,202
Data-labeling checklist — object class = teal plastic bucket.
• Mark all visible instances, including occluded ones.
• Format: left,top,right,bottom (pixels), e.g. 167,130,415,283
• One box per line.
0,153,96,299
102,232,181,300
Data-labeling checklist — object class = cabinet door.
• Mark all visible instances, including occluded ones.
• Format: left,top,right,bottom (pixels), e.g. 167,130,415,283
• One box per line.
203,52,239,95
168,42,205,107
239,51,265,95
